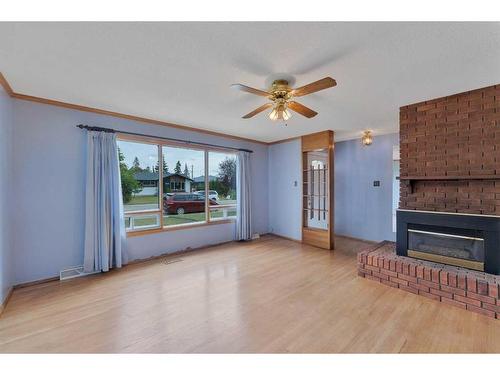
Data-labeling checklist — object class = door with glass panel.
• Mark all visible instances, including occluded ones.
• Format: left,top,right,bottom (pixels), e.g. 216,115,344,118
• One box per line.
302,131,334,250
305,152,328,230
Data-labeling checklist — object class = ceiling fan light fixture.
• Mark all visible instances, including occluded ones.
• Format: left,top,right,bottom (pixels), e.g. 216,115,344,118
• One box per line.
269,102,292,122
235,77,336,120
269,107,279,121
282,108,292,121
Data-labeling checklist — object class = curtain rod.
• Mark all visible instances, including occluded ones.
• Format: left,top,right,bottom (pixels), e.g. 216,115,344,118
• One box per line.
76,124,253,153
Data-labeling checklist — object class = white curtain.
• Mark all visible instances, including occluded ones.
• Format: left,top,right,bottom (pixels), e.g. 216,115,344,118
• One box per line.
83,130,126,273
236,151,252,241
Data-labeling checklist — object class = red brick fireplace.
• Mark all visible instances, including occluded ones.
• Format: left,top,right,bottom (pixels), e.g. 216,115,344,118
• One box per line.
397,84,500,275
358,84,500,319
399,84,500,214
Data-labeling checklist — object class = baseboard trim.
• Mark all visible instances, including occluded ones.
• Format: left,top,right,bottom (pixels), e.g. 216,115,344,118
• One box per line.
8,233,377,291
266,233,302,243
13,276,60,290
9,236,268,289
0,287,14,317
335,234,379,245
267,232,379,246
127,232,273,266
125,239,237,266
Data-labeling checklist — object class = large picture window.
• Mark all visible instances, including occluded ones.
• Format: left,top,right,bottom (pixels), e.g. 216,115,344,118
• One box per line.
117,137,238,234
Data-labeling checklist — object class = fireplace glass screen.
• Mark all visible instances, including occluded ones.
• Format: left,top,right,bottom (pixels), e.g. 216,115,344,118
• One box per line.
407,228,484,271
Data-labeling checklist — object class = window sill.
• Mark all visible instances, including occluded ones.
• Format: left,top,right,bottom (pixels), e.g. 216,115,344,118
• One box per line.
126,218,236,238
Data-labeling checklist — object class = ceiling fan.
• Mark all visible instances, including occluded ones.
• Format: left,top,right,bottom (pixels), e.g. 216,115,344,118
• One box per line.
231,77,336,121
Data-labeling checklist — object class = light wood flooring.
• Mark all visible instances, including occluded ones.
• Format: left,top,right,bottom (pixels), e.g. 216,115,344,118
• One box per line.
1,235,500,353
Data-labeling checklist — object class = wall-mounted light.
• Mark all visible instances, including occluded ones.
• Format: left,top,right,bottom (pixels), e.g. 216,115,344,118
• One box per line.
362,131,373,146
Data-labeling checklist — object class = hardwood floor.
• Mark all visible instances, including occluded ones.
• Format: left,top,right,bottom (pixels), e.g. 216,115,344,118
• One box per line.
1,235,500,353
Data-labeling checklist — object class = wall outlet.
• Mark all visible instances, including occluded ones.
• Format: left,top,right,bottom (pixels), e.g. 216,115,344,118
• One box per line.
373,180,380,187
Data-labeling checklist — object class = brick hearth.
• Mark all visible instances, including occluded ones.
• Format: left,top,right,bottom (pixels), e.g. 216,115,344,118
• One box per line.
358,242,500,319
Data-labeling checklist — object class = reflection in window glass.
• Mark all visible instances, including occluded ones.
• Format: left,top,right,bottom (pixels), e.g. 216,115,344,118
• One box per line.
162,146,206,227
208,152,237,220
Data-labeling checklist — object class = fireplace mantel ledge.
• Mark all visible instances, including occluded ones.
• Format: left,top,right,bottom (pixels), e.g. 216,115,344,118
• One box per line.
398,175,500,193
397,209,500,219
399,175,500,181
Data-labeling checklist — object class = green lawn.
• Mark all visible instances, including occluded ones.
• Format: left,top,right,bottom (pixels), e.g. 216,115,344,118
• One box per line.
128,216,159,227
163,209,236,226
126,195,236,206
124,194,236,230
163,212,205,226
127,195,158,205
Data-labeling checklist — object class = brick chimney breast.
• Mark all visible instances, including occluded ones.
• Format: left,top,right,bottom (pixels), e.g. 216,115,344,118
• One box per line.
399,85,500,215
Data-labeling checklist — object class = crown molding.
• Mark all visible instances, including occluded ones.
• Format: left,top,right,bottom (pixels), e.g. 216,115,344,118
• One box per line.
1,72,268,145
12,92,270,145
0,72,14,96
267,135,302,145
267,130,400,146
2,72,395,146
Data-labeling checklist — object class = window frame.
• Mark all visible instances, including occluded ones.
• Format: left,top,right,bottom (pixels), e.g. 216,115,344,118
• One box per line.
117,134,237,236
207,150,238,222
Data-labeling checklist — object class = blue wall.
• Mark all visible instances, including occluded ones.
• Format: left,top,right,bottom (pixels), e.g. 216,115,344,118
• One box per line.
11,99,269,284
0,86,14,304
268,133,399,244
334,133,399,242
268,140,302,240
5,95,398,285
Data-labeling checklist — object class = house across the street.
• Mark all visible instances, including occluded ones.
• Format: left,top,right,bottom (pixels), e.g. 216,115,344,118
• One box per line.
192,175,217,191
133,171,193,195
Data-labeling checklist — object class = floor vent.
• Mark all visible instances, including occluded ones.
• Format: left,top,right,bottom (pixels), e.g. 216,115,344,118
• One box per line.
162,258,183,265
60,266,99,280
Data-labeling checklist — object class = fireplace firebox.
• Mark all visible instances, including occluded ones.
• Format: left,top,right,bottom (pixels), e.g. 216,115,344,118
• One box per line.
407,227,484,271
397,210,500,275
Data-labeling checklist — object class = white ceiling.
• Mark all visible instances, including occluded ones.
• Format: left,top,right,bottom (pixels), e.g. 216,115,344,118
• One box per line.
1,22,499,142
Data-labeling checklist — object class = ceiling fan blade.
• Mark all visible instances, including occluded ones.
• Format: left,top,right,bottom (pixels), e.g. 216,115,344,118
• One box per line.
288,101,318,118
242,103,273,119
291,77,337,97
231,83,270,97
